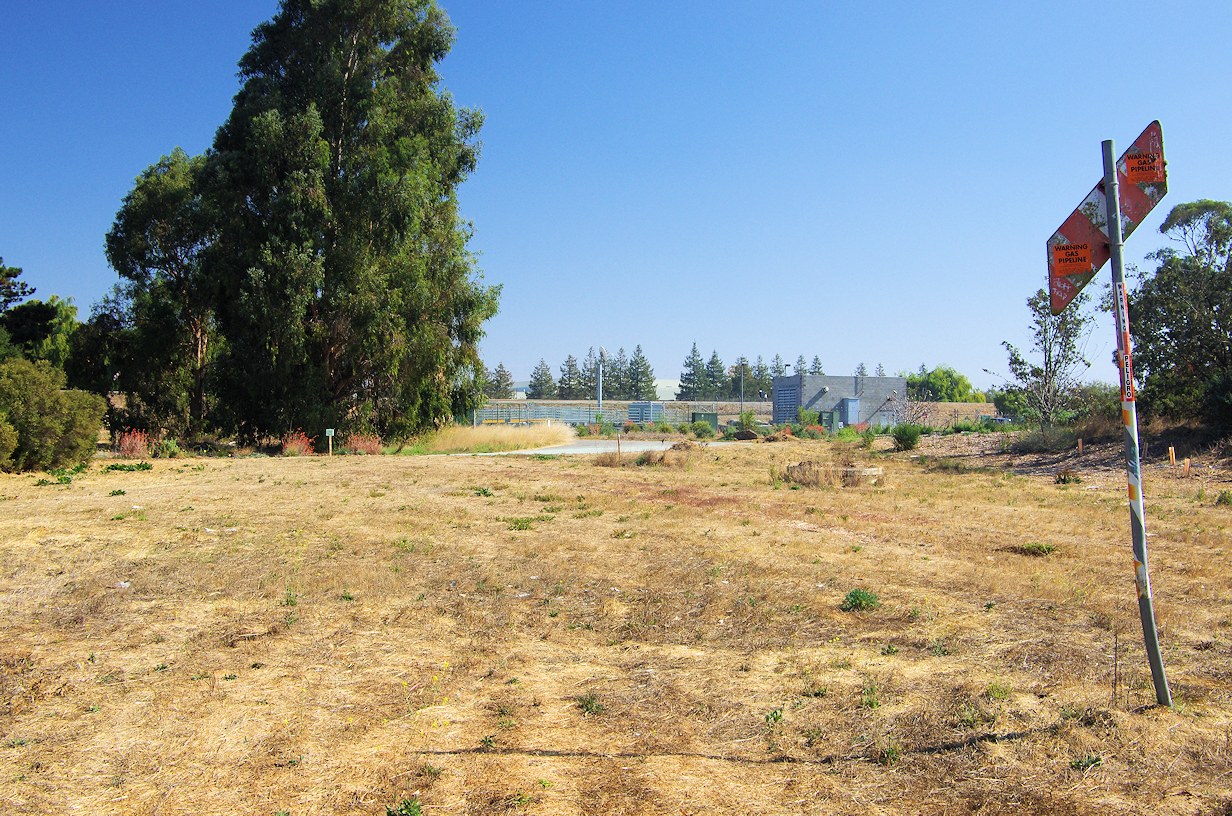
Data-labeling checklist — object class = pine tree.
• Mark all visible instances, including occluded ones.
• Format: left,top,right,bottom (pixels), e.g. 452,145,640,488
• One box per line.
795,355,808,377
770,354,787,378
626,345,656,400
558,355,583,400
729,356,751,400
809,355,825,375
608,347,629,399
526,359,555,399
705,350,727,399
874,363,886,377
580,347,599,399
751,356,771,399
855,362,869,377
484,362,514,399
676,343,706,400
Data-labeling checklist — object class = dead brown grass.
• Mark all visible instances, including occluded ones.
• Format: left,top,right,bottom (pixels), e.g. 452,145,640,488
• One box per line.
1,439,1230,814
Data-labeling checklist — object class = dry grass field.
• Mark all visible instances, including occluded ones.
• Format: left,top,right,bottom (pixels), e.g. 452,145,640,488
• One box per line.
2,431,1231,815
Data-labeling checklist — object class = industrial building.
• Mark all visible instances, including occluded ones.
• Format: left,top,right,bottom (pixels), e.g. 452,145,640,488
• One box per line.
772,374,906,428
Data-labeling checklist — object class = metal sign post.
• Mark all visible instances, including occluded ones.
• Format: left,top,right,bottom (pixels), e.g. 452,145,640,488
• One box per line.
1102,140,1171,707
1047,122,1172,707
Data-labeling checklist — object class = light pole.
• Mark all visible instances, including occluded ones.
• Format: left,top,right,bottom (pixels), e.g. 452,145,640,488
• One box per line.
597,346,606,418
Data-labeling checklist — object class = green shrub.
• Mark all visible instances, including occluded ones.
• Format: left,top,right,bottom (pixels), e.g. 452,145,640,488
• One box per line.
653,420,674,434
690,420,715,439
151,438,182,458
0,358,105,472
841,588,880,612
1215,490,1232,507
890,423,923,451
797,407,820,426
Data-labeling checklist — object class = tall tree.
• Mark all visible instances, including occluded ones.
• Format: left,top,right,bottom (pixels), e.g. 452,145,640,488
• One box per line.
207,0,498,441
808,355,825,375
580,347,599,399
729,356,751,401
855,362,869,377
676,343,706,400
607,347,629,399
1002,289,1092,424
705,350,726,399
770,354,787,378
1130,200,1232,423
557,355,583,400
626,345,656,400
0,258,34,312
0,296,78,370
105,148,215,433
795,355,808,377
526,359,555,399
751,356,771,399
483,362,514,399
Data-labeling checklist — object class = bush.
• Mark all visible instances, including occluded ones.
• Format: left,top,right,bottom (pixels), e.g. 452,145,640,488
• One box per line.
841,588,880,612
0,358,105,472
343,432,382,455
690,420,715,439
151,437,182,458
653,420,674,434
281,429,315,456
890,423,923,451
116,430,150,458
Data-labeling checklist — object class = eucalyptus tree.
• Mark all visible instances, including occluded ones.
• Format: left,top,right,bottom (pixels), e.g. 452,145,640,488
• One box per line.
207,0,498,440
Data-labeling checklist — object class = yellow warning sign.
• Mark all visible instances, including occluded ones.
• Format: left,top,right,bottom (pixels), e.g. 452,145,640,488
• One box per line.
1125,152,1164,184
1051,242,1092,274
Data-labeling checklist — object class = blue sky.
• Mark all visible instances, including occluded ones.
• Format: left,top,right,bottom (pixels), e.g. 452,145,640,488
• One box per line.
3,1,1229,389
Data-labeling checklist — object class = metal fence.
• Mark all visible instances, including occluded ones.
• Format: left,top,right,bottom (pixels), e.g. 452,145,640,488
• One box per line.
473,400,771,427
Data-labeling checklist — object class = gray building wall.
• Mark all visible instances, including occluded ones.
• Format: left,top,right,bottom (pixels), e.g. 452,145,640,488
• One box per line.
771,374,906,427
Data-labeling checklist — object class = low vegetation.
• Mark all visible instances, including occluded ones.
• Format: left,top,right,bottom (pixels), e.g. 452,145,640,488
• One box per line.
1,435,1229,813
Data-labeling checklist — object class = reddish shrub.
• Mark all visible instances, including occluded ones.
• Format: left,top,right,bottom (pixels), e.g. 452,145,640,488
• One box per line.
116,430,150,459
281,429,315,456
343,433,382,455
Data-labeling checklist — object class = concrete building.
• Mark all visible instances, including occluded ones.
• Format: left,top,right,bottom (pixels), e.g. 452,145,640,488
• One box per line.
772,374,906,428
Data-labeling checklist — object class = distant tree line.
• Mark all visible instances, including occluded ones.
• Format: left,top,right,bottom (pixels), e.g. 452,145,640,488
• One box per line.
520,346,657,401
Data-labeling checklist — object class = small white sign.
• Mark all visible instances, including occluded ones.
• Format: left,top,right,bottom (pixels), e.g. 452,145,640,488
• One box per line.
325,428,335,437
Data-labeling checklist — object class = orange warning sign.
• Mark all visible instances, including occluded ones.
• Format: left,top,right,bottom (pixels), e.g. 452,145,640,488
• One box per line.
1125,152,1164,184
1051,242,1092,275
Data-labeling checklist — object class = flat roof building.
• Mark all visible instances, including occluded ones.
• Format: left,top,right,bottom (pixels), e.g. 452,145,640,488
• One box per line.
772,374,906,427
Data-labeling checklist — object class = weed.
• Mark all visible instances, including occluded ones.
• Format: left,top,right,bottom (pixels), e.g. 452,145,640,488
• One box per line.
1016,541,1056,556
861,679,881,709
930,638,951,656
116,430,150,459
109,489,126,496
281,430,315,456
282,587,298,607
576,692,605,715
474,486,493,497
1216,490,1232,507
1054,468,1082,484
1070,754,1102,771
876,738,903,765
841,588,880,612
537,779,553,790
340,589,355,602
479,734,496,750
104,462,152,472
764,708,784,727
416,762,443,779
611,528,635,539
386,798,424,816
986,681,1011,701
880,643,899,656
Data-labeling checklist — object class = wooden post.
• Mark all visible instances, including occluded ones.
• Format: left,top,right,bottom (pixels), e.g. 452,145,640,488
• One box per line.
1168,446,1175,466
1078,438,1084,455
